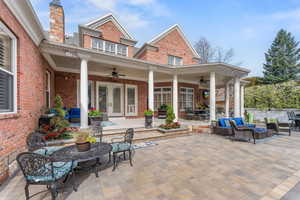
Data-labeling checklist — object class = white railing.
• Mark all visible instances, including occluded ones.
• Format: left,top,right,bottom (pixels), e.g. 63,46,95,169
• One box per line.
127,105,136,114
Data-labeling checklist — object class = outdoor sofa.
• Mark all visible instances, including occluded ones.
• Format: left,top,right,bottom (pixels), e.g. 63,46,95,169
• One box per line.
212,117,256,136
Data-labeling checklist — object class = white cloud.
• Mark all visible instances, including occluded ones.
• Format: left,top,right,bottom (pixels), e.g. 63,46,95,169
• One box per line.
84,0,170,30
87,0,118,11
127,0,155,5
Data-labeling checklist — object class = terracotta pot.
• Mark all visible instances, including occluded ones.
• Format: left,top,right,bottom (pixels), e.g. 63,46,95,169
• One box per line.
76,142,91,152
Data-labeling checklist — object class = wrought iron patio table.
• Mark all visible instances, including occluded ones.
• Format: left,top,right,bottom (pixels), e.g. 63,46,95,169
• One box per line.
51,142,112,178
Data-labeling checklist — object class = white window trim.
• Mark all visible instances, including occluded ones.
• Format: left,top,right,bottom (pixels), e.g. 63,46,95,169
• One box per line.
91,37,128,57
179,87,194,111
95,81,124,116
46,70,51,108
0,21,17,115
125,84,138,116
154,87,172,111
168,55,183,66
77,80,95,108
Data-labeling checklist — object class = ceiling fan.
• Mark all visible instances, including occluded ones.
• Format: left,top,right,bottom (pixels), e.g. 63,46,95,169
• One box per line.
199,76,210,84
104,68,126,78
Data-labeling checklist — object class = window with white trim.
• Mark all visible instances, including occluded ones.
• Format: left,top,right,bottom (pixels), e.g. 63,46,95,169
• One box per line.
91,37,128,56
154,87,172,110
0,22,16,113
168,55,183,66
180,87,194,110
45,71,51,108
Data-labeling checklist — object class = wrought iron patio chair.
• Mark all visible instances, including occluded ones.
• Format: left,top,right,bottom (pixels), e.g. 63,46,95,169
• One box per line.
111,128,134,171
265,118,291,136
17,152,76,200
26,132,63,156
229,120,256,144
90,120,103,143
287,111,300,130
185,108,195,120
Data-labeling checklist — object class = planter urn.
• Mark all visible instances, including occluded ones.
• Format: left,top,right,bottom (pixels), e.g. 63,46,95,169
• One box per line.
145,115,153,129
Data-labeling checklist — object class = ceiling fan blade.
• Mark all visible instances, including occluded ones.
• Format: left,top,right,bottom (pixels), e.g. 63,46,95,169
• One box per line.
118,74,126,76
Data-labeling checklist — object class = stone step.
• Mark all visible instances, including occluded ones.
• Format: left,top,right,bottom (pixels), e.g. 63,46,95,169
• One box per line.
102,127,158,136
102,129,193,143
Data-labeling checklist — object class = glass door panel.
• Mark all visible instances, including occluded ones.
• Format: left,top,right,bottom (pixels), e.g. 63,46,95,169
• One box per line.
98,86,107,113
112,87,121,114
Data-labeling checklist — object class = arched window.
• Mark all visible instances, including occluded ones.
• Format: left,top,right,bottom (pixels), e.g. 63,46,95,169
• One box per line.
0,21,17,113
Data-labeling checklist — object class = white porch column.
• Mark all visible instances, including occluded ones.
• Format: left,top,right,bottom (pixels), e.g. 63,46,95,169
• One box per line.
225,82,230,118
173,74,178,122
234,77,241,117
210,72,216,121
240,85,245,118
79,55,89,129
148,69,154,111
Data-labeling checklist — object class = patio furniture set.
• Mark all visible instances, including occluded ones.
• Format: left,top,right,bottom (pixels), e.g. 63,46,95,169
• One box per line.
185,108,210,120
17,123,135,200
212,111,299,144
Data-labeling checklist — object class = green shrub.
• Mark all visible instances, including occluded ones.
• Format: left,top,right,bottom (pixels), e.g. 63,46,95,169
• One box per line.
166,105,175,125
245,81,300,109
144,109,154,116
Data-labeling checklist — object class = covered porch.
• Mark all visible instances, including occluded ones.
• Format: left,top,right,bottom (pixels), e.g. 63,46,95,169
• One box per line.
41,41,250,129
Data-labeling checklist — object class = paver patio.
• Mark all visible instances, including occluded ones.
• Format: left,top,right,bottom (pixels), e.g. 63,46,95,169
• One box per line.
1,132,300,200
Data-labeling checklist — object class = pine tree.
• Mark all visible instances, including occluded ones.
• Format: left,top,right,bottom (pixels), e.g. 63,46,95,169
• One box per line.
263,29,300,84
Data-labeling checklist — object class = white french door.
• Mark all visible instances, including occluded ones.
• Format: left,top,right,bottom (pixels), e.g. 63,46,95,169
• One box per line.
125,85,138,116
96,82,124,117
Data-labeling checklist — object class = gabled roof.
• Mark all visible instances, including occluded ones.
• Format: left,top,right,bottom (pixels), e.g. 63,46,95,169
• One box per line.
148,24,200,58
85,13,135,41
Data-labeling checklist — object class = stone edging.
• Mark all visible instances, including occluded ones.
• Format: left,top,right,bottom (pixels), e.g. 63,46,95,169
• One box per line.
261,169,300,200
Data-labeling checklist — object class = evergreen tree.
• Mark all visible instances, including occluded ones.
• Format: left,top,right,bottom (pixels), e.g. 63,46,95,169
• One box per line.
263,29,300,84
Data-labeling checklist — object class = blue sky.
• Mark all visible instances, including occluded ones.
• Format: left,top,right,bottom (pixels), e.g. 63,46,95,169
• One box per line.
30,0,300,76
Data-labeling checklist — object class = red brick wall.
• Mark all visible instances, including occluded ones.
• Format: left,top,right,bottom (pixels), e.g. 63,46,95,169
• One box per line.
0,1,54,184
137,29,198,65
83,21,134,57
49,4,65,43
55,72,148,117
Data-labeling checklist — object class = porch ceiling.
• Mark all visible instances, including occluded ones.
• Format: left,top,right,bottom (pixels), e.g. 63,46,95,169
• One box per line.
41,41,250,87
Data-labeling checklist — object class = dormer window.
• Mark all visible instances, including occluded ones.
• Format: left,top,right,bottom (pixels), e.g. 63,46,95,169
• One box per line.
91,37,128,57
168,55,183,66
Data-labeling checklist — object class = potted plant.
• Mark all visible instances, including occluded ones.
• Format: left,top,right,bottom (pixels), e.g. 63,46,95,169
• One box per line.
144,109,154,128
158,104,168,119
75,131,97,152
159,105,181,130
88,108,102,125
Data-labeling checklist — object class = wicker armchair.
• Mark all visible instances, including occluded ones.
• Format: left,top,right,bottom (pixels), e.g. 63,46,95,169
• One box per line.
17,152,76,200
265,118,291,136
26,132,63,156
111,128,134,171
229,120,256,144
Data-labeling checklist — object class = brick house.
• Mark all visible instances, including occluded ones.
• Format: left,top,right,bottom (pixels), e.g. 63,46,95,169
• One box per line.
0,0,250,183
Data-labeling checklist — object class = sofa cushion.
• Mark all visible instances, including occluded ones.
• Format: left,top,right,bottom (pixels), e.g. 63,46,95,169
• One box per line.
232,118,244,126
246,124,256,129
255,128,267,133
111,143,132,152
266,118,277,124
26,161,76,183
219,118,231,128
34,146,65,156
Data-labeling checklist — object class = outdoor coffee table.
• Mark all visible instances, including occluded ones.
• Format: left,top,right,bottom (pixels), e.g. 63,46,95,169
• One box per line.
51,142,112,178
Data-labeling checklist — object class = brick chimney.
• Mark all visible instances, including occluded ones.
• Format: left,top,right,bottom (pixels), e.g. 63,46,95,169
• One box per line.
49,0,65,43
